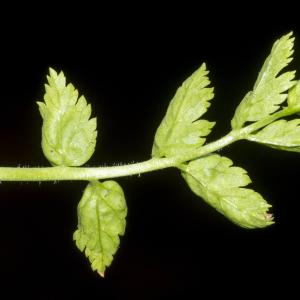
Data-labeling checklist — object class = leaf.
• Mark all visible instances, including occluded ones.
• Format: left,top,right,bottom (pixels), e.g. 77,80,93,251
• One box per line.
37,68,97,166
288,80,300,108
73,180,127,277
231,32,296,129
248,119,300,152
181,154,274,228
152,63,215,158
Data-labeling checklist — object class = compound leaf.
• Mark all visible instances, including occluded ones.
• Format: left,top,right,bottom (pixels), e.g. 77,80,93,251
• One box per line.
181,154,273,229
74,180,127,277
38,68,97,166
152,63,215,158
231,32,296,129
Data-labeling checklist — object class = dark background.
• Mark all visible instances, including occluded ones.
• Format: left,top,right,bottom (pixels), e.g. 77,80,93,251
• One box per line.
0,4,299,298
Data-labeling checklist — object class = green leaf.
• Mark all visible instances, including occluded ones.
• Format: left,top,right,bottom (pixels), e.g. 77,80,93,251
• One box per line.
231,32,296,129
73,180,127,277
181,154,273,229
248,119,300,152
152,63,215,158
288,80,300,108
37,68,97,166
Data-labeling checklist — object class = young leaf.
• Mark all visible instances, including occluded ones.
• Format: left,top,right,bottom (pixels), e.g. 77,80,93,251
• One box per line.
181,154,273,229
152,63,215,158
73,180,127,277
247,119,300,152
37,68,97,166
231,32,296,129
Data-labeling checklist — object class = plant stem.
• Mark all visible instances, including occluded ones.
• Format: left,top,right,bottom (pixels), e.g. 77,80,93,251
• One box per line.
0,107,297,181
0,131,241,181
0,159,176,181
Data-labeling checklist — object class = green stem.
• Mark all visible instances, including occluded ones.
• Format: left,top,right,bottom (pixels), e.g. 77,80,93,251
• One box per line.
0,159,177,181
0,107,296,181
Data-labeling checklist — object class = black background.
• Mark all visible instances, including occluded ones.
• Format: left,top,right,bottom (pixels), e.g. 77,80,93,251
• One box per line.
0,4,299,298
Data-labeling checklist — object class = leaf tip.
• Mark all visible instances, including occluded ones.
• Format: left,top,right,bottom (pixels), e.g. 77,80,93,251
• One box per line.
98,270,105,278
281,31,294,45
210,121,216,128
48,67,57,77
265,212,274,223
267,215,274,223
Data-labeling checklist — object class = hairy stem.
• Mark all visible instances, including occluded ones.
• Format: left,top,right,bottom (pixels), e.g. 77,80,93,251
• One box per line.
0,107,296,181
